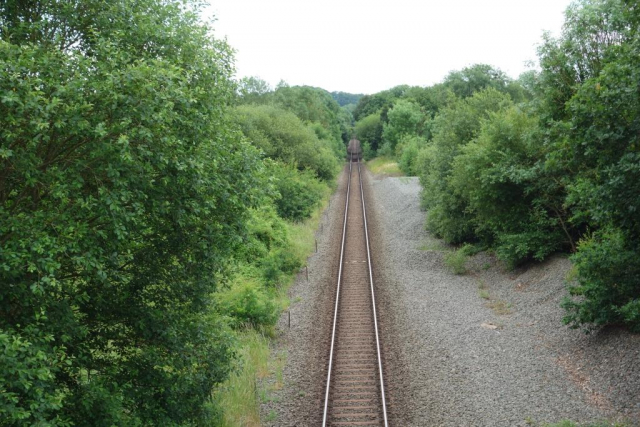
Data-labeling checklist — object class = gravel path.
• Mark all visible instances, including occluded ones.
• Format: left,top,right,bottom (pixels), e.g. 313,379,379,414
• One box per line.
261,168,640,427
367,173,640,427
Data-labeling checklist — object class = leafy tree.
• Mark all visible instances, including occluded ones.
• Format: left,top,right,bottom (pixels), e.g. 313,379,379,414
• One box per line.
234,104,340,181
237,76,272,104
443,64,511,98
272,86,342,142
560,16,640,330
418,89,513,243
352,85,409,121
270,162,326,222
0,1,264,424
354,113,383,152
397,135,426,176
382,99,425,150
330,91,364,107
450,107,567,267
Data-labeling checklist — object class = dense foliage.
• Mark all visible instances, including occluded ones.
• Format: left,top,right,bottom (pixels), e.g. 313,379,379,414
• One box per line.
0,1,344,425
356,0,640,331
330,91,364,107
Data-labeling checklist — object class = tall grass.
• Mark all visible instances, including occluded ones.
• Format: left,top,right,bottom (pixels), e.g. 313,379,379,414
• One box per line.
214,331,270,427
366,156,403,176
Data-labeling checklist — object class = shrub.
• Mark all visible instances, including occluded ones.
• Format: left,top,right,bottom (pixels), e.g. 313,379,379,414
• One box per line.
563,228,640,332
260,248,302,288
419,89,513,243
270,163,326,222
444,244,474,275
218,280,280,328
235,105,340,181
397,135,424,176
450,107,568,267
382,99,425,151
361,142,375,160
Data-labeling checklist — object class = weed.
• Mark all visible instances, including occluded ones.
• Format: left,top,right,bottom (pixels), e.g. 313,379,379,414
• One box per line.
444,244,473,274
564,265,579,283
479,289,490,300
487,299,512,315
482,262,491,270
265,410,277,422
272,352,286,390
419,239,446,252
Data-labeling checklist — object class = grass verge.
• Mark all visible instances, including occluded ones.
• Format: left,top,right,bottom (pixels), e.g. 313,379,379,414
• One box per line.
213,184,334,426
366,156,403,176
214,330,270,427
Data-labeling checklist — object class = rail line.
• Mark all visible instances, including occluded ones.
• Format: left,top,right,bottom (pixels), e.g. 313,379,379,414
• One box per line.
322,143,388,427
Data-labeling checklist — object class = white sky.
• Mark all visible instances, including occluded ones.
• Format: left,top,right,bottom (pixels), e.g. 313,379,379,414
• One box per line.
205,0,573,95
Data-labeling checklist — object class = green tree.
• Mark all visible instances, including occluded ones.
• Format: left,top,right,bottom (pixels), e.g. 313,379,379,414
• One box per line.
443,64,510,98
382,99,425,151
330,91,364,107
0,1,264,424
352,85,409,121
418,89,513,243
235,104,340,181
354,113,383,152
450,107,568,267
237,76,272,104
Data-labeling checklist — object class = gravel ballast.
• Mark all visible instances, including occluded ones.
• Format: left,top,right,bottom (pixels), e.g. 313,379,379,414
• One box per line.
367,173,640,427
262,167,640,426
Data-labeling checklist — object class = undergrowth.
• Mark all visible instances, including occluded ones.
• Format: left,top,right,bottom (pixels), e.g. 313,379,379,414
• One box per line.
213,184,333,425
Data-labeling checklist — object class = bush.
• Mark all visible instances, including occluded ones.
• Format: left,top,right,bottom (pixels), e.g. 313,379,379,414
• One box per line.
260,248,302,288
361,142,375,160
420,88,513,243
563,228,640,332
397,135,424,176
450,107,568,267
382,99,425,151
235,105,340,181
444,244,474,275
218,280,280,328
270,163,326,222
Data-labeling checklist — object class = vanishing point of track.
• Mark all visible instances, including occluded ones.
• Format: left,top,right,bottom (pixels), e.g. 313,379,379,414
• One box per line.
322,146,388,427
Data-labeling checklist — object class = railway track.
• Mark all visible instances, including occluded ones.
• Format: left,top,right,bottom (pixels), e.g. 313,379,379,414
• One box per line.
322,145,388,427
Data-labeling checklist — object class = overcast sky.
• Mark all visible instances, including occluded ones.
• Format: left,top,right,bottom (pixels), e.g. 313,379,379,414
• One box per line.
205,0,574,95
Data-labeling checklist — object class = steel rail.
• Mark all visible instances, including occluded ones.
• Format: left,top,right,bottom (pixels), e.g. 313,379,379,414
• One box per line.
322,157,353,427
322,151,389,426
358,158,389,427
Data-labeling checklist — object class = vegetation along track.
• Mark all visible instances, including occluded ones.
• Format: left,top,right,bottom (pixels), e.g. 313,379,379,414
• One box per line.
322,141,388,427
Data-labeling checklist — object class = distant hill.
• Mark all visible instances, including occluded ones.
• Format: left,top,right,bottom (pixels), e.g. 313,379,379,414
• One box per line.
330,91,364,107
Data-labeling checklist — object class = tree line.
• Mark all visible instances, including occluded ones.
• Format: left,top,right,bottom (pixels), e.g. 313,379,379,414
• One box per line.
354,0,640,332
0,1,348,425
